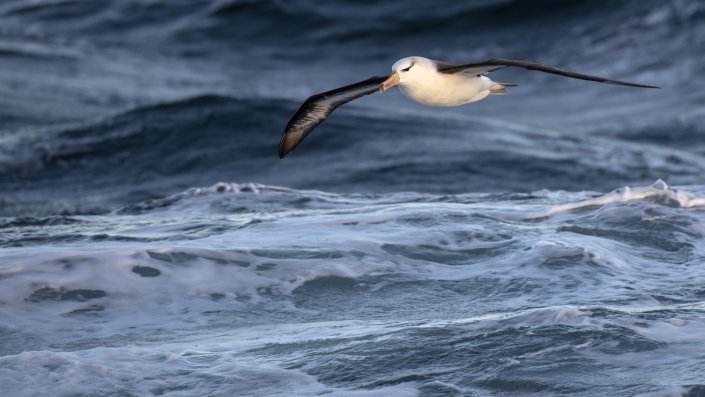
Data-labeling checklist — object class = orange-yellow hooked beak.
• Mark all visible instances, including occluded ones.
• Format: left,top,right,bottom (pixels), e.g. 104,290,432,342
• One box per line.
379,71,400,93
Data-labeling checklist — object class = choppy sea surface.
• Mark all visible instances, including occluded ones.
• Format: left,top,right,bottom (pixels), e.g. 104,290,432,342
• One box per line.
1,1,705,396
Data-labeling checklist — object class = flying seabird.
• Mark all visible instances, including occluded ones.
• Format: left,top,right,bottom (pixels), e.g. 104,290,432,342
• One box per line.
278,56,659,159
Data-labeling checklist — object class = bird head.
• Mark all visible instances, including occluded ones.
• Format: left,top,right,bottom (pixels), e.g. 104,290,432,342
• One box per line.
379,56,430,93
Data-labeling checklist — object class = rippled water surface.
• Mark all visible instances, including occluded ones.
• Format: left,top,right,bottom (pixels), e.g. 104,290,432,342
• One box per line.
1,0,704,396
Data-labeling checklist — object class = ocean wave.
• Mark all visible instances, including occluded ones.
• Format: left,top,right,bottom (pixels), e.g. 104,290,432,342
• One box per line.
18,94,280,162
0,347,421,397
5,304,701,395
2,180,702,314
4,0,702,75
2,179,705,395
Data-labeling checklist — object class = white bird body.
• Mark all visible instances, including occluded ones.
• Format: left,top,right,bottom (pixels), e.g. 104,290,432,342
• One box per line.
278,55,658,158
388,57,507,107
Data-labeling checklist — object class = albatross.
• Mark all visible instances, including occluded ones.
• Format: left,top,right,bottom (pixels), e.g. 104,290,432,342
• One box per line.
279,56,659,159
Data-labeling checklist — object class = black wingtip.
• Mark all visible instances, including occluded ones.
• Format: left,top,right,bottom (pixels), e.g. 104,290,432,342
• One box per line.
278,130,300,159
607,81,661,89
630,84,661,89
278,136,290,159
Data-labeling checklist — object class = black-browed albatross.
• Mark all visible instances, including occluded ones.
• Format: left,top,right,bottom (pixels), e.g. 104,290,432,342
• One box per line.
279,56,659,159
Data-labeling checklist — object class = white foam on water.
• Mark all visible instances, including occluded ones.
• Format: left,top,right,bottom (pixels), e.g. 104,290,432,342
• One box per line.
518,340,593,359
634,386,693,397
488,180,705,221
0,347,420,397
1,302,702,395
447,305,705,346
3,304,702,393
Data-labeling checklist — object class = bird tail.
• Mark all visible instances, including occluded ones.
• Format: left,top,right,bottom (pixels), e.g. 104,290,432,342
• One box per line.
490,82,518,95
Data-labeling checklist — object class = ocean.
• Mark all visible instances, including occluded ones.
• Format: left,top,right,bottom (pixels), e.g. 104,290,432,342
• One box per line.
1,0,704,395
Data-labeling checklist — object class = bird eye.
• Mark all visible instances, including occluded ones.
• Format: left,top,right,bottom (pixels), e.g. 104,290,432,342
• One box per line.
402,66,413,72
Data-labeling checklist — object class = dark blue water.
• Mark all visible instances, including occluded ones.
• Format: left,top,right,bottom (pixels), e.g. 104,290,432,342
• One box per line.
1,1,704,396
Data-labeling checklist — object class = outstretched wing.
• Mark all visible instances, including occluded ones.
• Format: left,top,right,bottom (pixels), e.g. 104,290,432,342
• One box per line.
279,76,388,159
436,59,660,89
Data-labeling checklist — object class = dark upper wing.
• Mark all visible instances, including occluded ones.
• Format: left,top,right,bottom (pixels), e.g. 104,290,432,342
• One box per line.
436,58,660,89
279,76,388,159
